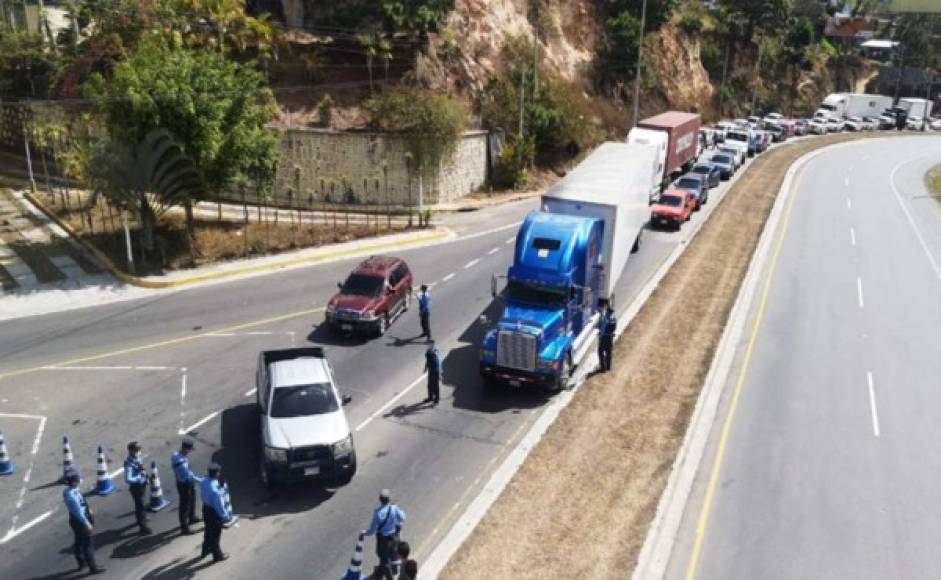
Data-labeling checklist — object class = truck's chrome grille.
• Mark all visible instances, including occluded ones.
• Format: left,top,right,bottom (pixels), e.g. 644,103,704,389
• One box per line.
497,331,537,372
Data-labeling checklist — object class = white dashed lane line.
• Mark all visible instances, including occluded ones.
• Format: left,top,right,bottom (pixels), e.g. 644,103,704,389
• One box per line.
847,197,852,210
464,259,480,269
867,371,880,437
487,248,499,256
441,273,456,283
505,237,515,245
850,227,856,246
857,277,865,308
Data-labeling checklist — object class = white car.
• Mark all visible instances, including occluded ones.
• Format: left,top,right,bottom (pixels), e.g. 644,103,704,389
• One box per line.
718,146,744,169
809,117,829,135
844,116,864,131
906,116,924,130
930,118,941,131
827,117,844,132
257,348,357,486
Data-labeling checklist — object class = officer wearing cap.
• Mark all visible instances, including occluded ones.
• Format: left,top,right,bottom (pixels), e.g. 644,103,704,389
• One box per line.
424,342,442,405
417,284,432,341
63,468,105,574
597,304,617,372
199,463,231,563
123,441,151,535
364,489,406,577
171,436,203,535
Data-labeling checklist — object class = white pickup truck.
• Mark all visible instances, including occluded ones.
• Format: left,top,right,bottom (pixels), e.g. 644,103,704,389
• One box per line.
257,348,357,486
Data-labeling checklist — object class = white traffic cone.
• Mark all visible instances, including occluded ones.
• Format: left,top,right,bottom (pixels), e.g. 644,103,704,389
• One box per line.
61,436,74,483
93,445,115,496
147,460,170,512
340,532,366,580
0,430,14,476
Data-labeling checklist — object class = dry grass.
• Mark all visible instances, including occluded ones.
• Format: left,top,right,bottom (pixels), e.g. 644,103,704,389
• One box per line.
441,133,889,579
927,165,941,199
42,195,411,276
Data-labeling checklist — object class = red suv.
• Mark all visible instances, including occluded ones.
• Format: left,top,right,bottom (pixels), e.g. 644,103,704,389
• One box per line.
326,256,413,336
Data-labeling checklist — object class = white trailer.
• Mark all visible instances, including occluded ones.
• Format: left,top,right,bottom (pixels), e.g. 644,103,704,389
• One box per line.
624,128,668,201
541,142,654,301
898,98,933,130
820,93,893,119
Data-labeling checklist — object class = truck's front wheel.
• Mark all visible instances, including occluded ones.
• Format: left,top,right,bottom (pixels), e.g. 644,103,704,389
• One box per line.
260,457,275,489
554,354,573,392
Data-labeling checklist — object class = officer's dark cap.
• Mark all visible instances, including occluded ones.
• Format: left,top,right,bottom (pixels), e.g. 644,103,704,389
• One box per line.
181,437,195,450
64,468,80,484
420,284,428,291
207,463,222,477
127,441,141,452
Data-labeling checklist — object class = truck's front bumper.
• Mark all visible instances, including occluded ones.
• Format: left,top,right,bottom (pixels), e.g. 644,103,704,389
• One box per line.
480,363,557,389
326,314,382,334
266,452,355,484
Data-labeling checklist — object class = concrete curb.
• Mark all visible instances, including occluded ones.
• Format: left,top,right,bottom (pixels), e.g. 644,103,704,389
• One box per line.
419,137,753,580
630,138,888,579
22,191,454,289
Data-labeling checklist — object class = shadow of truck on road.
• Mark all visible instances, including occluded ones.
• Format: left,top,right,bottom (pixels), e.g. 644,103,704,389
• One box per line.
444,298,551,414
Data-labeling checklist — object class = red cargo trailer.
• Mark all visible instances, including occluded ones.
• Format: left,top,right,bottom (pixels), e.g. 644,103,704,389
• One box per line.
637,112,701,177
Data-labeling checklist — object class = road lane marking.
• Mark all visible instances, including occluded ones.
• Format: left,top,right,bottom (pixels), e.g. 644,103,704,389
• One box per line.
108,467,124,479
244,387,257,397
850,227,856,246
0,509,54,545
867,371,880,437
889,160,941,280
355,374,427,432
178,411,219,435
857,277,865,308
487,248,499,255
0,307,326,381
685,163,801,580
441,273,455,283
179,369,188,434
846,197,852,210
464,259,480,269
505,237,515,245
844,176,850,187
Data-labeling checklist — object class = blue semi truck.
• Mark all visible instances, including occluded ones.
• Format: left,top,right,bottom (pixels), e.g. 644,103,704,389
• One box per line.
479,143,654,390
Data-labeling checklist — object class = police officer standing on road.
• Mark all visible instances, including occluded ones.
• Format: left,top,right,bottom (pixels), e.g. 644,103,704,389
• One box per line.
417,284,432,341
199,463,231,563
424,342,442,405
63,468,105,575
598,304,617,372
171,437,203,535
124,441,151,535
364,489,406,578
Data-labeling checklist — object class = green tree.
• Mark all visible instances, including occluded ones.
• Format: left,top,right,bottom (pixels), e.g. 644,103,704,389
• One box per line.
723,0,790,40
84,38,279,262
0,31,60,98
596,0,676,89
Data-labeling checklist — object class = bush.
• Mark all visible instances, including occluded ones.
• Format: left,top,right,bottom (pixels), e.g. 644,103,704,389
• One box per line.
493,133,535,190
680,13,704,35
316,93,335,127
366,87,467,170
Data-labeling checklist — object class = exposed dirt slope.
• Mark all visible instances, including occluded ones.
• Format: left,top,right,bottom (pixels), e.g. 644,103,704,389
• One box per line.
440,133,885,579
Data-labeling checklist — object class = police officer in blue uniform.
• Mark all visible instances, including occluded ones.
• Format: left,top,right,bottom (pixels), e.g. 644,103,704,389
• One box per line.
364,489,406,577
598,305,617,372
424,342,442,405
199,463,231,563
63,468,105,575
417,284,432,341
124,441,151,535
171,437,202,535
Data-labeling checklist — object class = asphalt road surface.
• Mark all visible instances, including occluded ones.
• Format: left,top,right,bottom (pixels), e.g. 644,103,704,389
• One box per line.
0,143,755,579
667,136,941,580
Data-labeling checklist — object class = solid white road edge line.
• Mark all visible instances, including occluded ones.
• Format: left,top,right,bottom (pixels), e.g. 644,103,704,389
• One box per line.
889,157,941,280
857,277,865,308
421,133,762,580
631,142,851,580
867,371,880,438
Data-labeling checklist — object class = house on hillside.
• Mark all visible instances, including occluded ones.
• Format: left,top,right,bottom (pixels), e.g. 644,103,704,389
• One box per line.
824,14,879,48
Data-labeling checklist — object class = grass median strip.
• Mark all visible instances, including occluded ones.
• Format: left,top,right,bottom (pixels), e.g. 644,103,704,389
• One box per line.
927,164,941,199
440,134,889,579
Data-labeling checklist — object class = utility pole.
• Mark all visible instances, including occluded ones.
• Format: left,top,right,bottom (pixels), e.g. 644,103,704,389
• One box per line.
631,0,648,128
518,69,526,137
750,39,763,117
532,1,539,97
717,41,730,119
894,44,905,102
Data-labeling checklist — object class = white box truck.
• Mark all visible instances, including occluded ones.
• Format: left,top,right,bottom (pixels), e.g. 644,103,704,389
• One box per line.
819,93,893,120
898,98,933,130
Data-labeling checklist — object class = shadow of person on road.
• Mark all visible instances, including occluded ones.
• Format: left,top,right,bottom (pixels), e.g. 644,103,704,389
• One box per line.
445,299,551,413
138,554,216,579
208,404,335,523
385,333,430,347
109,527,177,559
384,400,434,420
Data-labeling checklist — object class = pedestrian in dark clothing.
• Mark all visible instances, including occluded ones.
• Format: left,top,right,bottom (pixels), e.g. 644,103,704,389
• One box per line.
63,468,105,575
123,441,151,535
396,541,418,580
364,489,406,579
598,305,617,372
417,285,431,341
199,463,231,563
424,343,442,405
171,436,202,535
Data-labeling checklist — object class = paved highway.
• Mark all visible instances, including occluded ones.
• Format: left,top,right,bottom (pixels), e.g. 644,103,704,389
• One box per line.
0,144,754,579
667,136,941,579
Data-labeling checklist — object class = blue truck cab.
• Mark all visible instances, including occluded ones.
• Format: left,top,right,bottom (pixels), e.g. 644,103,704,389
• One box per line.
479,211,604,390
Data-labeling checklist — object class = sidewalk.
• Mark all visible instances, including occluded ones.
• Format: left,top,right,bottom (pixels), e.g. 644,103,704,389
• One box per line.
0,189,106,293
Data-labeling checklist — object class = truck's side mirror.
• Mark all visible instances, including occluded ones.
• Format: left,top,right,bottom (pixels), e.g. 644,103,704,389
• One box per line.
490,274,498,298
341,394,353,406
